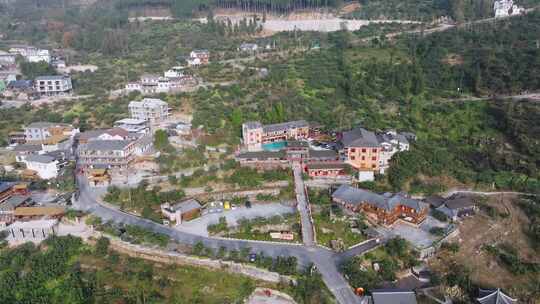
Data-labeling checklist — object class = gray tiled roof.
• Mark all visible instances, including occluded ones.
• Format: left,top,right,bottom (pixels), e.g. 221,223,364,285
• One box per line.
332,185,426,212
371,289,417,304
81,140,133,151
0,195,31,211
25,154,56,163
342,127,380,148
170,198,201,213
263,120,308,133
309,149,338,159
477,289,517,304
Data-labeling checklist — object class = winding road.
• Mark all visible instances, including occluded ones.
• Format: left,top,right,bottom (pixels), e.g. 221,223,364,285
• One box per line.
74,175,380,304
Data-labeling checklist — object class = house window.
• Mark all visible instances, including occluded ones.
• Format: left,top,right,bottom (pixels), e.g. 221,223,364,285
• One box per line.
361,148,366,153
372,164,376,168
350,148,356,153
372,156,377,161
350,156,356,160
372,148,378,153
361,156,365,160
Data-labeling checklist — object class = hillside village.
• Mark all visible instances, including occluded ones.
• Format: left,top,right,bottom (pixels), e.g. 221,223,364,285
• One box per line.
0,0,539,304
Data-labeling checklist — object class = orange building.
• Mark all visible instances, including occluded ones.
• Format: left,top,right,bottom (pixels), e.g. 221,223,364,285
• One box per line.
340,127,381,171
332,185,429,226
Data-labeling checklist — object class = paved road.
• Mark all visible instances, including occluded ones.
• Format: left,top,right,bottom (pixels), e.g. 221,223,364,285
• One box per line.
74,176,369,303
292,163,315,246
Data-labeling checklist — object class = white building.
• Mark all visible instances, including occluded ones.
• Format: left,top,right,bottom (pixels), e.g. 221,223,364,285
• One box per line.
6,219,59,243
377,130,410,174
125,71,195,94
9,46,51,63
494,0,524,17
23,154,60,179
187,49,209,66
129,98,170,124
164,66,185,78
239,43,258,52
0,51,16,66
34,75,72,97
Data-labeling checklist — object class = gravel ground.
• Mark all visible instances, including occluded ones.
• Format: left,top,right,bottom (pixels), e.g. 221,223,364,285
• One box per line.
174,203,296,237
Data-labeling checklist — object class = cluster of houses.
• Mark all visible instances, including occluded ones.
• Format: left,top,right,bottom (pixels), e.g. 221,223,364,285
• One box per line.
6,98,171,183
187,49,210,66
494,0,524,17
331,184,478,227
359,288,516,304
239,120,413,181
0,181,66,243
125,67,197,94
0,45,72,100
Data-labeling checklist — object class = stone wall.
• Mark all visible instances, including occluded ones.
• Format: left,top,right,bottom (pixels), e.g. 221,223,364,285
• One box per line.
107,237,295,284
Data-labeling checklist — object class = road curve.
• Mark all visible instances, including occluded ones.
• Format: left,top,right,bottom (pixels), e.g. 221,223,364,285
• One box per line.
74,176,368,304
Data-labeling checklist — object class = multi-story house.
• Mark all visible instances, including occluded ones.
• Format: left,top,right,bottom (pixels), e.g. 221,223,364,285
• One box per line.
340,127,381,174
77,131,153,170
23,154,62,179
332,185,429,226
242,120,309,151
34,75,72,97
77,140,137,170
187,49,210,66
129,98,170,125
23,122,79,154
125,69,196,94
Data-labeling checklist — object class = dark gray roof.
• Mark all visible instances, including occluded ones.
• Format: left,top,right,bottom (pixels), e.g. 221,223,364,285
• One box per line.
263,120,308,133
35,75,68,81
7,80,32,89
81,140,133,151
307,163,348,170
444,196,476,210
236,150,285,160
477,289,517,304
342,127,380,148
170,198,201,213
13,144,42,153
425,195,445,208
25,154,56,163
0,195,31,211
0,182,13,193
377,131,409,145
371,289,417,304
332,185,426,212
309,149,338,159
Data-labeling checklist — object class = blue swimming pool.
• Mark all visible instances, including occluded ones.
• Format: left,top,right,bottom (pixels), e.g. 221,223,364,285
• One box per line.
262,141,287,151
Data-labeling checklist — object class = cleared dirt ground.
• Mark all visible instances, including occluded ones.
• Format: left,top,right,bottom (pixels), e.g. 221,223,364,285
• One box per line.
429,194,539,301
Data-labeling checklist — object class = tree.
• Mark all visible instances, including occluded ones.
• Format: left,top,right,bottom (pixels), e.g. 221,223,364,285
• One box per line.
154,130,170,152
96,236,111,256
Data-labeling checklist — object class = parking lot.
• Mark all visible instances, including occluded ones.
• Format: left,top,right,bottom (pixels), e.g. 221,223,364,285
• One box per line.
175,202,296,237
376,215,450,249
